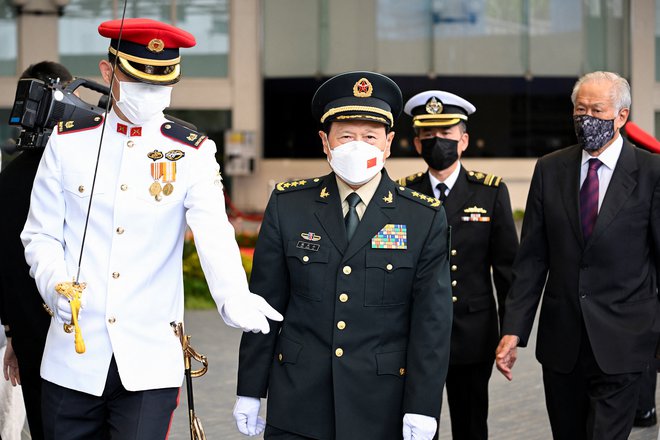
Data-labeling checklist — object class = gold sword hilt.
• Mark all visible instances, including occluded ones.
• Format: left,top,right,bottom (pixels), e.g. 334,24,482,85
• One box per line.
56,280,87,354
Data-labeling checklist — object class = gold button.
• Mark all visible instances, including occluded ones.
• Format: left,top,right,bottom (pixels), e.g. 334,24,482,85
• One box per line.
78,185,85,193
127,140,134,148
399,186,405,191
120,184,128,191
339,293,349,303
108,317,116,324
337,321,346,330
343,266,352,275
386,263,393,271
451,249,457,256
451,280,457,287
451,265,457,272
468,171,475,176
335,348,344,357
116,227,124,235
452,296,457,303
112,272,120,279
399,368,406,376
302,256,309,263
278,353,283,362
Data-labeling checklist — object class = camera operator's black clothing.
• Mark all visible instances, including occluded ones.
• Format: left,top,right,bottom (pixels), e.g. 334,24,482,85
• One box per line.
0,148,50,440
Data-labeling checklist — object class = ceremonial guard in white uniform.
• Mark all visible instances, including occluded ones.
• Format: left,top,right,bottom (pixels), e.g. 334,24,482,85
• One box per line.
21,18,281,440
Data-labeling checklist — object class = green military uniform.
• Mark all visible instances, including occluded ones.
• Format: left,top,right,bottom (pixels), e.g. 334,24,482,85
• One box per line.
237,72,453,440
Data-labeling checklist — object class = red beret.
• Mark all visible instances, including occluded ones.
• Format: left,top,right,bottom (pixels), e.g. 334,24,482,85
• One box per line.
98,18,196,84
98,18,196,49
625,122,660,154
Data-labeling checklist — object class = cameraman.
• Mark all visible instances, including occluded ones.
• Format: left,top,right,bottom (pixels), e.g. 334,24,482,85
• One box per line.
0,61,73,440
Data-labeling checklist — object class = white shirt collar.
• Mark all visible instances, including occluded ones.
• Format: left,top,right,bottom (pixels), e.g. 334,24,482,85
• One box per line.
580,134,623,170
428,161,462,192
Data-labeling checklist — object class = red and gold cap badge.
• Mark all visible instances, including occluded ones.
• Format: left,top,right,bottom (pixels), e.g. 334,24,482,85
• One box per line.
353,78,373,98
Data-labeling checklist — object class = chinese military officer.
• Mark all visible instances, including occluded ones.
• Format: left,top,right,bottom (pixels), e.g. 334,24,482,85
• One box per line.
398,90,519,440
234,72,453,440
20,18,282,439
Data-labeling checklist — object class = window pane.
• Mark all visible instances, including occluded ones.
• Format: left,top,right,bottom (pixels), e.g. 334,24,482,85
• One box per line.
175,0,229,78
59,1,114,77
263,0,320,77
0,3,17,76
59,0,228,78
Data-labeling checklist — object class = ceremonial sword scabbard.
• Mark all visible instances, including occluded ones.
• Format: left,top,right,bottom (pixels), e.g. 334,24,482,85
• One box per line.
172,322,208,440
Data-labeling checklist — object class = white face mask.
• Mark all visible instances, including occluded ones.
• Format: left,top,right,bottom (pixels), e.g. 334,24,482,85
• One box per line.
327,140,385,186
114,81,172,125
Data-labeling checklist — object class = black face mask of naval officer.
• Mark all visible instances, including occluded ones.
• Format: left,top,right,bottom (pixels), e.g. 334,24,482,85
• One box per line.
420,137,459,171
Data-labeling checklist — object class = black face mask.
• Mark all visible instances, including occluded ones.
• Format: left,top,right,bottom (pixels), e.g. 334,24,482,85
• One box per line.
420,137,459,171
573,114,616,152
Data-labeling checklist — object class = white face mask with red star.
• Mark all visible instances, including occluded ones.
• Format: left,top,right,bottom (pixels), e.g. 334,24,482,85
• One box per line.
327,140,384,186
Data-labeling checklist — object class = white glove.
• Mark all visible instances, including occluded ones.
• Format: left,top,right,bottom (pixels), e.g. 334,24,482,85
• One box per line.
233,396,266,436
402,413,437,440
54,293,87,325
221,293,283,334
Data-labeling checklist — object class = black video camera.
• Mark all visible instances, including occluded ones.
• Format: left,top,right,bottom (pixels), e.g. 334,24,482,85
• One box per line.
8,77,110,149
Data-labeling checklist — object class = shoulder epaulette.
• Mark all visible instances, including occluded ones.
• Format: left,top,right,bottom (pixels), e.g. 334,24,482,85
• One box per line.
57,114,103,134
161,122,207,149
275,176,323,193
466,170,502,187
395,185,441,210
396,171,425,187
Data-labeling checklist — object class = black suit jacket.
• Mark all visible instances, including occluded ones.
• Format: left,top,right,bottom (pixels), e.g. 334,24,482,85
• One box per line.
0,150,50,365
400,167,518,364
503,141,660,374
238,170,453,440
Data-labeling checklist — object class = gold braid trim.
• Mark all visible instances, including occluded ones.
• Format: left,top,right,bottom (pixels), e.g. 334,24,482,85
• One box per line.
321,105,393,127
118,58,180,83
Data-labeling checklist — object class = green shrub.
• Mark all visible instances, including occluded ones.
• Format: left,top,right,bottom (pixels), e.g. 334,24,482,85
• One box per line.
182,239,255,309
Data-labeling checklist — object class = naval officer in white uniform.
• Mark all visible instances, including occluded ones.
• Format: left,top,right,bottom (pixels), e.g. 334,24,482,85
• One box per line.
20,18,282,440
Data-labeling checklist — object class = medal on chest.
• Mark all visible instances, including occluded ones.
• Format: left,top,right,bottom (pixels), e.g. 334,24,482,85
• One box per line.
148,152,177,201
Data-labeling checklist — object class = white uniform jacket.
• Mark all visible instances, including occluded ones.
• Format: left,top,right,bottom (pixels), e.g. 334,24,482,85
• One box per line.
21,109,249,396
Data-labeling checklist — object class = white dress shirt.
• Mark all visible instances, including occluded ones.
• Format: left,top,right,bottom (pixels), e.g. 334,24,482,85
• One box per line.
428,161,462,200
580,134,623,212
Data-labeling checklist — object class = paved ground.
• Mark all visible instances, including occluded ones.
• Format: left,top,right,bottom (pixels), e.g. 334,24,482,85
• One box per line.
168,310,660,440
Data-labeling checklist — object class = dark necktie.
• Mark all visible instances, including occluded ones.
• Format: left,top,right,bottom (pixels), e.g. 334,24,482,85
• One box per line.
580,158,603,241
345,192,361,242
436,182,448,203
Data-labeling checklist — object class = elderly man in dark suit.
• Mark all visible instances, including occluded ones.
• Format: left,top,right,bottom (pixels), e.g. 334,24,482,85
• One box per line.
398,90,519,440
0,61,73,440
496,71,660,440
233,71,453,440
